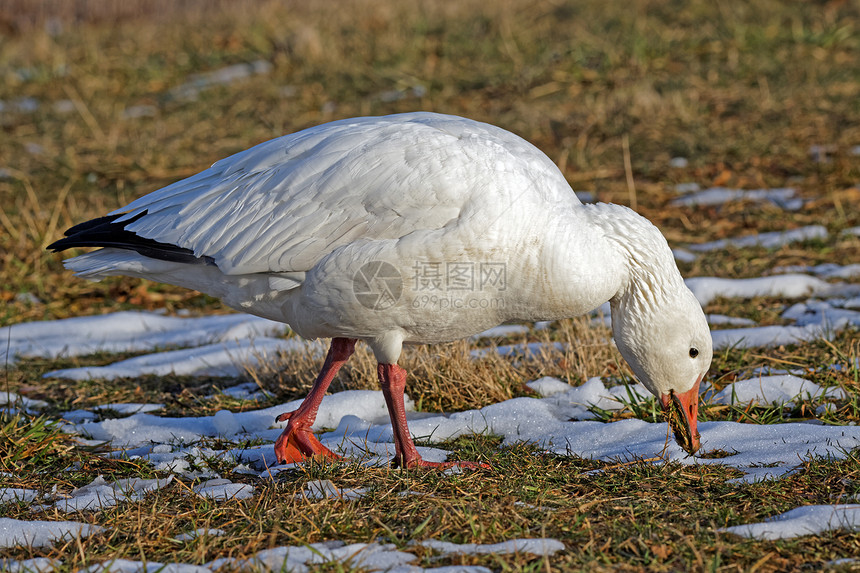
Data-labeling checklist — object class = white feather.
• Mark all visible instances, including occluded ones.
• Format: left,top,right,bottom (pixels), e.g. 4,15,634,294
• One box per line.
64,112,712,395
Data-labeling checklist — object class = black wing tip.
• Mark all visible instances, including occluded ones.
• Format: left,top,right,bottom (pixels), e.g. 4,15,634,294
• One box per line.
46,211,214,266
48,213,141,252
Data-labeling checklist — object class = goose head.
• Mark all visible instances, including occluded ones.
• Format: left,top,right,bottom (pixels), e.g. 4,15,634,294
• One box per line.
611,285,712,454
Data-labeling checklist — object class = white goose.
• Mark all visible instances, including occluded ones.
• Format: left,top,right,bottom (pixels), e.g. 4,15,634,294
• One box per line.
49,112,713,467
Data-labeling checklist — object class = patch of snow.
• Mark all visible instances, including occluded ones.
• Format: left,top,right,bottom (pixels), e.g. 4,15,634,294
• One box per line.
0,311,287,365
526,377,574,397
712,375,846,406
208,540,416,573
300,479,366,500
193,479,254,501
711,324,828,349
783,299,860,330
54,370,860,486
0,488,39,504
540,377,651,420
213,382,267,401
471,342,566,359
671,187,802,210
674,182,701,193
44,337,313,380
0,517,104,549
721,505,860,540
174,528,226,542
774,263,860,280
38,476,173,513
672,248,698,263
0,392,48,413
125,445,222,479
416,538,565,556
62,410,98,423
0,97,39,114
94,403,164,415
685,274,833,306
73,390,395,450
83,560,211,573
0,558,59,572
706,314,757,327
688,225,827,252
167,60,273,101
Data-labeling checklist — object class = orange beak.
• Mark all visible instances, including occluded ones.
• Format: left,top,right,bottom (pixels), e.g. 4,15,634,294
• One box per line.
660,377,701,455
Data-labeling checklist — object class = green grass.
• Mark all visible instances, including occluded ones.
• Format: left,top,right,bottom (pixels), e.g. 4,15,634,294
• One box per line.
1,0,860,570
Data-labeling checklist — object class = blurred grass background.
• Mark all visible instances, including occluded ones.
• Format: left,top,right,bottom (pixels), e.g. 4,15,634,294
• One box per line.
1,0,858,326
2,3,860,569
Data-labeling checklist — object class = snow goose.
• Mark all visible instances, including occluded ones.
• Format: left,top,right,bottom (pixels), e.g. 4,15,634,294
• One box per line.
49,112,713,467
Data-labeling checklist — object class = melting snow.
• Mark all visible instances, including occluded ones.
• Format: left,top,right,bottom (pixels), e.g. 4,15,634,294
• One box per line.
0,311,287,365
0,488,39,504
299,479,366,500
3,248,858,563
671,187,802,210
174,528,226,542
722,505,860,540
713,375,846,406
0,517,105,549
417,538,565,556
192,479,255,501
688,225,828,252
775,263,860,280
0,558,59,573
83,560,211,572
35,476,173,513
685,274,833,306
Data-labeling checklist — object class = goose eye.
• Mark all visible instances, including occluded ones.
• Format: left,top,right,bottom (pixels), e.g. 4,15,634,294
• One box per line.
689,348,699,358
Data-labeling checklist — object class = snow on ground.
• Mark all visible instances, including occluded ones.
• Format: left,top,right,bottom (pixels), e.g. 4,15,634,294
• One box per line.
193,479,255,501
685,274,833,306
687,225,828,252
174,528,226,542
33,476,174,513
5,538,563,573
3,258,860,557
0,557,59,573
711,374,846,406
37,378,856,488
774,263,860,280
417,538,566,557
0,312,288,365
43,337,320,381
299,479,367,500
205,538,563,573
670,186,803,210
0,518,104,549
721,505,860,540
0,488,38,504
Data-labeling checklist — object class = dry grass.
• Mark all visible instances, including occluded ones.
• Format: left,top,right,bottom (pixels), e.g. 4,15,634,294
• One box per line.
248,317,615,413
1,0,860,570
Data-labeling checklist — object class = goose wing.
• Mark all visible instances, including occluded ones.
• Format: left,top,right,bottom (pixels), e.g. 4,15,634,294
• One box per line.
110,112,574,275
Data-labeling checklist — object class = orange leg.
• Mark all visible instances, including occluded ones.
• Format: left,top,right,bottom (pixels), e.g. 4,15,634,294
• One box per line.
273,337,356,464
377,363,490,469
